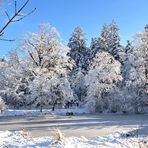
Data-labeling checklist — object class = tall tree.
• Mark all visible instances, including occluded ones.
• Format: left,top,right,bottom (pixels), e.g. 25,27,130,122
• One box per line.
20,24,74,108
121,25,148,113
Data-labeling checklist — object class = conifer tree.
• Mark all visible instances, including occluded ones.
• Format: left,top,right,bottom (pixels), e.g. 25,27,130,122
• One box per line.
68,26,88,70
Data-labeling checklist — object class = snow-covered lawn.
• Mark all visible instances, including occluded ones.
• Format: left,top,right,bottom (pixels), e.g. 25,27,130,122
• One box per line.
0,130,148,148
0,108,87,117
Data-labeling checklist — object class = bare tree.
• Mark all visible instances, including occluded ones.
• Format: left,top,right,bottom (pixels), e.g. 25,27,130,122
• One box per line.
0,0,36,41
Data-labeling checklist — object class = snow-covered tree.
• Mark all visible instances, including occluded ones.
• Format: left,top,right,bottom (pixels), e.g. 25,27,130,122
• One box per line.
123,33,147,88
67,26,88,70
0,52,32,108
85,51,122,112
134,24,148,80
0,57,19,106
67,27,89,105
121,25,148,113
19,24,74,109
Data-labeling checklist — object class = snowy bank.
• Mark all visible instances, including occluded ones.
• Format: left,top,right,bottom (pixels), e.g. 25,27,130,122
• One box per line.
0,131,147,148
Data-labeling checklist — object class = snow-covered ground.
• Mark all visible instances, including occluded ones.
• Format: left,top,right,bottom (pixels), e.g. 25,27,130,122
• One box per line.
0,109,148,147
0,130,148,148
0,109,51,117
0,108,87,117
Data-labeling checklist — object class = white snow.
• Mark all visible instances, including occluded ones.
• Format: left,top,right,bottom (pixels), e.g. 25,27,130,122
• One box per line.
0,109,51,117
0,130,147,148
0,108,87,117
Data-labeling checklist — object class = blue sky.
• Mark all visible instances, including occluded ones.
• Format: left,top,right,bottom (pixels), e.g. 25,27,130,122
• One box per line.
0,0,148,57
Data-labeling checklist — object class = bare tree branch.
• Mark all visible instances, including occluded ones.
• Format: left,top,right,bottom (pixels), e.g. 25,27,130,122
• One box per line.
0,0,36,41
11,8,36,23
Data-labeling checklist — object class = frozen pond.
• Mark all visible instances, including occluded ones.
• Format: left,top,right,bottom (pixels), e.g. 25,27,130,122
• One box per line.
0,113,148,138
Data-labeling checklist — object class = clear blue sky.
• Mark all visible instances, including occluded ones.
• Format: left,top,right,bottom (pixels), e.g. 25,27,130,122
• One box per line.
0,0,148,57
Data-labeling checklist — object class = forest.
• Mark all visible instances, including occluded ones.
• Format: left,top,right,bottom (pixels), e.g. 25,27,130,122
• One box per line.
0,22,147,114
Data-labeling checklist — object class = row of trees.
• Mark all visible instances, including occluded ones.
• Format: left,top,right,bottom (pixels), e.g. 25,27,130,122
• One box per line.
68,21,147,113
0,22,147,113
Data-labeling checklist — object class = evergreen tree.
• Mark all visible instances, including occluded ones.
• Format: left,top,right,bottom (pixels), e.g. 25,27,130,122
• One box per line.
100,21,126,63
109,21,120,50
67,26,88,70
109,21,126,63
